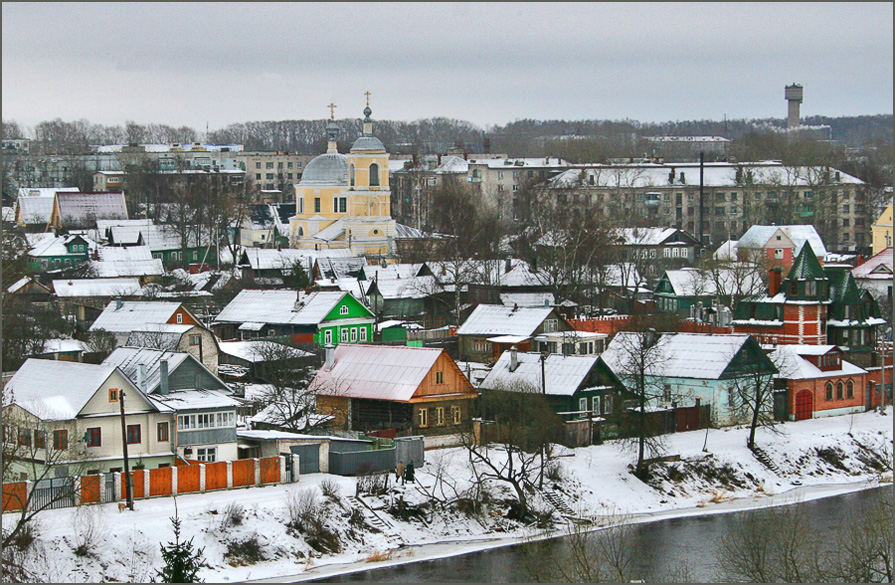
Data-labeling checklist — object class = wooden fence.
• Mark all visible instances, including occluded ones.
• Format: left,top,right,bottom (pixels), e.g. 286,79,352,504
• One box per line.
2,455,295,513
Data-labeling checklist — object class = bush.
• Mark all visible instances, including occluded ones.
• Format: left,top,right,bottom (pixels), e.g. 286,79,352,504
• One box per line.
72,506,104,558
220,503,245,529
356,471,390,496
319,478,341,502
284,488,341,554
225,534,266,566
11,521,38,551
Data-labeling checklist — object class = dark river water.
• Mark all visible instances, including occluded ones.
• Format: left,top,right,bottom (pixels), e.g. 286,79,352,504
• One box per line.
308,486,892,583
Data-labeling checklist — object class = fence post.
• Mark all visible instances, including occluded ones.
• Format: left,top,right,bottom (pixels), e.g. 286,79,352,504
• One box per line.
99,475,106,504
278,456,286,484
226,461,233,489
292,454,300,483
199,463,206,493
171,465,178,496
73,476,82,506
113,472,122,501
144,469,151,497
254,458,261,487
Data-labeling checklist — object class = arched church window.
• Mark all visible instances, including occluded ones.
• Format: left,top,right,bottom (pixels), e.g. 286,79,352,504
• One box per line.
369,163,380,187
297,226,304,237
349,164,355,187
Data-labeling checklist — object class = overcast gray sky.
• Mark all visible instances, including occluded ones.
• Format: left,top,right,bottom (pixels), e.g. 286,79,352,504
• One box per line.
3,2,892,133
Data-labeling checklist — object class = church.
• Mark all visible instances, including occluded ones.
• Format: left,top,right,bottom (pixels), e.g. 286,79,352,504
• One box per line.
289,99,403,256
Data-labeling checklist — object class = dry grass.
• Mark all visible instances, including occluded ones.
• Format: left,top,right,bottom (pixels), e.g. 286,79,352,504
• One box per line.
365,550,392,563
709,489,728,504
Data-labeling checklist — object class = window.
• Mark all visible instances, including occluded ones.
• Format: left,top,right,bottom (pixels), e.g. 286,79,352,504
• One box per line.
842,219,850,227
298,198,304,214
349,164,355,186
435,371,444,384
53,429,68,450
836,381,844,400
592,395,602,415
369,163,380,186
176,313,183,324
418,408,429,428
126,424,141,444
452,405,461,425
255,173,262,180
255,162,261,169
543,319,558,333
86,427,101,447
350,327,358,342
790,281,799,295
189,334,201,346
157,422,169,442
774,249,784,260
109,388,118,402
266,162,274,169
579,397,588,415
333,197,347,213
266,173,274,180
17,428,31,448
314,198,321,213
340,304,349,315
846,380,854,399
436,407,445,426
278,162,283,169
288,162,293,168
197,447,216,462
34,430,46,449
727,387,736,408
287,173,293,179
359,327,367,342
341,328,349,343
324,329,332,344
663,384,672,402
805,280,817,296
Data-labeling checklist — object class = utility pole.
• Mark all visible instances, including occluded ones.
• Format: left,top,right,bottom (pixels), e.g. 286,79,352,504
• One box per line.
698,151,705,254
119,389,134,511
539,351,547,488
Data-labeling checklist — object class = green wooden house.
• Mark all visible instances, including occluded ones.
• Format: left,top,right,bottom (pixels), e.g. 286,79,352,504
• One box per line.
26,233,91,273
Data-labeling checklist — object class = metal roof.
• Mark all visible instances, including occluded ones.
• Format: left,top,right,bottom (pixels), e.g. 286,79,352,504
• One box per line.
89,300,183,332
53,278,143,298
56,192,129,229
312,344,456,402
456,304,555,337
480,351,600,396
299,152,348,185
214,289,360,326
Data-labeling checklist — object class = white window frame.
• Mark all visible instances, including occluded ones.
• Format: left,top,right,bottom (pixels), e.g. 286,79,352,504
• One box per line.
359,327,367,342
350,327,358,342
325,329,333,344
341,328,349,343
418,408,428,428
340,305,349,315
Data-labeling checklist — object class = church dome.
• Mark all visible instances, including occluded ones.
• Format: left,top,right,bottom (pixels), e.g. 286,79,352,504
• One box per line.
299,152,348,185
350,135,386,152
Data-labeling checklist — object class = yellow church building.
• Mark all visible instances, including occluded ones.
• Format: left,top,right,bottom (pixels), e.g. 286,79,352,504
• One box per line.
289,102,402,256
872,201,892,255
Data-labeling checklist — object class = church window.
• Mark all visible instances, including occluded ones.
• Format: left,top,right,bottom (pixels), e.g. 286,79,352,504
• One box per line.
369,163,380,187
333,197,346,213
297,226,304,237
836,381,844,400
349,164,355,187
846,380,854,399
825,383,833,401
314,198,321,213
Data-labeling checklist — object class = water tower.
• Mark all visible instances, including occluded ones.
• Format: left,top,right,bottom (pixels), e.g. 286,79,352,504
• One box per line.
785,84,803,128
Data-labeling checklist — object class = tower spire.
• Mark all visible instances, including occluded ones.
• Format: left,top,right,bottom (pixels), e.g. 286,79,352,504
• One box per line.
362,92,373,136
325,104,340,153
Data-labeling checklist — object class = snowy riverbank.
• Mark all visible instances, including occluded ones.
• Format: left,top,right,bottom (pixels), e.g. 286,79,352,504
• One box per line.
8,408,892,583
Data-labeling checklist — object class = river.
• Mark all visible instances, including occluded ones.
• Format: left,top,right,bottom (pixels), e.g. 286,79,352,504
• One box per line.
307,486,892,583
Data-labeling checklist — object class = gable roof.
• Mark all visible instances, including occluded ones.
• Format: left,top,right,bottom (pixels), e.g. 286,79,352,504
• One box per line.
657,266,765,297
738,224,827,258
785,243,827,282
214,289,368,327
615,227,698,247
52,278,143,298
312,344,464,402
55,192,128,229
17,196,55,225
103,347,228,393
126,323,196,350
852,248,893,280
480,351,600,396
601,332,768,380
456,304,557,338
770,345,867,380
89,300,185,332
217,340,313,363
27,233,95,257
5,359,142,420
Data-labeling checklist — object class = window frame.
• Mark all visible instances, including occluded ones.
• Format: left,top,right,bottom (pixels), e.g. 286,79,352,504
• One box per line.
418,408,429,428
126,424,141,445
157,422,169,442
451,405,461,425
436,407,445,426
53,429,68,451
109,388,119,402
86,427,102,448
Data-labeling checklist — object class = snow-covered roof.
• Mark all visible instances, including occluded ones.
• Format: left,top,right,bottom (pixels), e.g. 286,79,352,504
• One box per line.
368,274,436,300
95,143,243,153
615,227,690,247
125,324,195,350
480,351,600,397
312,344,455,402
470,157,570,169
27,233,95,257
714,240,739,261
549,162,863,189
737,225,827,258
5,359,136,420
214,289,358,327
56,192,129,229
16,196,55,225
217,340,312,363
89,300,183,332
456,304,556,337
770,345,867,380
601,332,761,380
499,292,555,308
658,266,765,297
52,278,143,298
103,347,193,391
109,223,213,250
17,186,79,199
239,247,353,272
92,245,165,277
852,248,893,280
32,338,91,355
148,389,240,412
433,155,469,174
646,135,731,143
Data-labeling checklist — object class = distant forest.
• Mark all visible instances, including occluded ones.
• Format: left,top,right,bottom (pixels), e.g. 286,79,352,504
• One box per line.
3,114,891,156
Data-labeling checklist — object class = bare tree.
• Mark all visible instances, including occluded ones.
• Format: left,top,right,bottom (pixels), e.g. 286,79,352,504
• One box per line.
460,379,563,519
726,342,784,451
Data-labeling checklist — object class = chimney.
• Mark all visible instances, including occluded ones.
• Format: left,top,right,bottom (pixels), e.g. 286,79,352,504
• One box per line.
768,267,783,296
505,257,512,274
116,298,123,310
668,168,676,184
483,137,491,154
137,363,146,393
509,346,519,372
159,359,170,395
324,344,335,371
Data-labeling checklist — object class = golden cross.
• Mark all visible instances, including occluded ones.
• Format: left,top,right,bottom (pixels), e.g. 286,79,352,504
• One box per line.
328,102,337,120
364,91,371,107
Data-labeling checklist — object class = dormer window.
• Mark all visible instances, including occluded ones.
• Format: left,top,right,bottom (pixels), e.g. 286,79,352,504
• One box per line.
805,281,817,296
340,305,349,315
790,281,798,295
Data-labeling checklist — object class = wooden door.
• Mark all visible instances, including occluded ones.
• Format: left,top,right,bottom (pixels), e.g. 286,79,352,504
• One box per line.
794,390,813,421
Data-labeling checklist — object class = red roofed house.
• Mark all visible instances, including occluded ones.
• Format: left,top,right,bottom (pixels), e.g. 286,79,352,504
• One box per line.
311,344,477,440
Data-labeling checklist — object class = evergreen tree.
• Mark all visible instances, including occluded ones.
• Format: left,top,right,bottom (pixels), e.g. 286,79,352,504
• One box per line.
155,515,205,583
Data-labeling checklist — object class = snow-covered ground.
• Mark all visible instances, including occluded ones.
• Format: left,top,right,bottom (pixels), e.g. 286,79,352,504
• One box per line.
8,408,893,583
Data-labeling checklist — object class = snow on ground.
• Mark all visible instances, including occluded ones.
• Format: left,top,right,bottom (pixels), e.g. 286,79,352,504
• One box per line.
7,408,893,583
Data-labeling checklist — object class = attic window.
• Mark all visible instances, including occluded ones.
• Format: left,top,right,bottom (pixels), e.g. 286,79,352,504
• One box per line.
109,388,118,402
340,305,349,315
176,313,183,324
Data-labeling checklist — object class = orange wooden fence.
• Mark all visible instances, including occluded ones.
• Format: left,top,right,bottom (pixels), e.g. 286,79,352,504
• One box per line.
260,456,280,484
80,475,102,504
232,459,255,487
205,461,228,491
177,464,201,494
123,470,145,500
149,466,173,497
2,482,27,512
